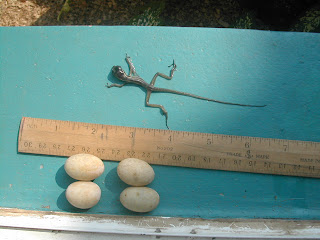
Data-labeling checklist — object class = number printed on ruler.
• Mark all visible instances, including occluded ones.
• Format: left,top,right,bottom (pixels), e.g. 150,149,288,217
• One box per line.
18,117,320,178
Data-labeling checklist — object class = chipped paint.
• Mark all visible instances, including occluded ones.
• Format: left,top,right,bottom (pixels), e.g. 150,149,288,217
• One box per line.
0,208,320,238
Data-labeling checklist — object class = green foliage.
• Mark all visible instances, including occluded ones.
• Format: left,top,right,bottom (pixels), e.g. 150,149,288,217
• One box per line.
129,1,166,26
231,11,269,30
291,9,320,32
232,13,255,29
57,0,71,22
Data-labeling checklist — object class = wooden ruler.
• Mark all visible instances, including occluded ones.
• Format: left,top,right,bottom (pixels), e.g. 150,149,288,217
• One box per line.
18,117,320,178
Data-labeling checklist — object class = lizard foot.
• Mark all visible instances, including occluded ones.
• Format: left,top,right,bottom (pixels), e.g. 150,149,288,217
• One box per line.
168,60,177,72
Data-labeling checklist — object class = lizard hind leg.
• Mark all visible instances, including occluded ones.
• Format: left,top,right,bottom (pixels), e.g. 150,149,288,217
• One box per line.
146,90,169,129
150,60,177,87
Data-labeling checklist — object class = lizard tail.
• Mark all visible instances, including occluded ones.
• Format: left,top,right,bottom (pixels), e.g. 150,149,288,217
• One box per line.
152,87,266,107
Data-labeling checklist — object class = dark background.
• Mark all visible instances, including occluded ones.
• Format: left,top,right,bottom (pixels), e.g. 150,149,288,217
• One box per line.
1,0,320,32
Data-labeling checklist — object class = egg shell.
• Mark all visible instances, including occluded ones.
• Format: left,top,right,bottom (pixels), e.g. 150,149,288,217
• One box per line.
120,187,160,212
65,153,104,180
66,181,101,209
117,158,155,186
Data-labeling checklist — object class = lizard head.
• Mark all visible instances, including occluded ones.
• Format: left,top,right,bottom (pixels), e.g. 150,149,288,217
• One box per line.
112,66,127,80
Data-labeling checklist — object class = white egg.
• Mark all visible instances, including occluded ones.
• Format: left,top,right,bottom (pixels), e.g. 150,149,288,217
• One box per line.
66,181,101,209
117,158,155,186
65,153,104,180
120,187,159,212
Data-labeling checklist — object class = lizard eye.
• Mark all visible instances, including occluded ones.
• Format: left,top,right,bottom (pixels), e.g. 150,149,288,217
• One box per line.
112,66,126,79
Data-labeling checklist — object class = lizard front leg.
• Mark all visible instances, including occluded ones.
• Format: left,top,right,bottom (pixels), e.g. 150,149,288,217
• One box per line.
125,54,138,76
146,90,169,129
106,83,127,88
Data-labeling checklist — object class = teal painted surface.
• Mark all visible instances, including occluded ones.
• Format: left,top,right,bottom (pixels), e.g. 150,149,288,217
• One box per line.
0,26,320,219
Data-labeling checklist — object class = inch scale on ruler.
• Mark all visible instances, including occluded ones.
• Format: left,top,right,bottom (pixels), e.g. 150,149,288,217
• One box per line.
18,117,320,178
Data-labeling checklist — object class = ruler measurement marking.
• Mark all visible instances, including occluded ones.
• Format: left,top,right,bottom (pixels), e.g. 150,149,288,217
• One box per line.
18,117,320,178
20,129,318,161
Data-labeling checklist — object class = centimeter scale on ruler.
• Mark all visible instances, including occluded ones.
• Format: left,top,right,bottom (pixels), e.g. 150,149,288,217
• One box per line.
18,117,320,178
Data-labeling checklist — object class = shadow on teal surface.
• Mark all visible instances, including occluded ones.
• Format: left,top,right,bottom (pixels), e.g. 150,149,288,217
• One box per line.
55,165,76,189
104,166,129,194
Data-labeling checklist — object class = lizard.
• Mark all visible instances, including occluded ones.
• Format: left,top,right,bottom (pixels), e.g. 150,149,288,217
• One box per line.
107,54,266,129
